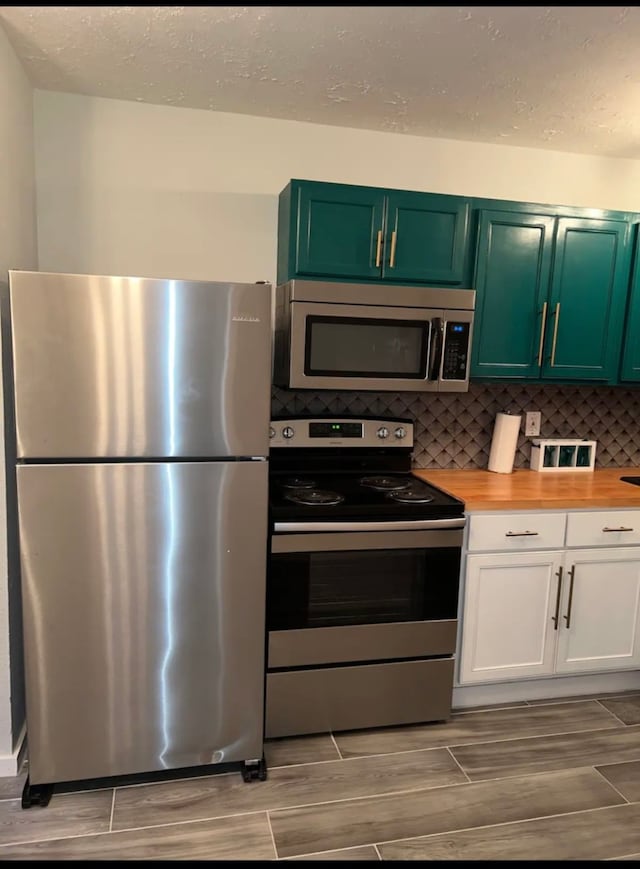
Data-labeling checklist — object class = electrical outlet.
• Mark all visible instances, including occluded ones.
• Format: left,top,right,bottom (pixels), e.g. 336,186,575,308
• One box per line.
525,411,541,437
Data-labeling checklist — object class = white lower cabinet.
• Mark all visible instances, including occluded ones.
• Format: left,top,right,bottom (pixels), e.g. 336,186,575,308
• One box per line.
554,548,640,674
459,509,640,686
460,551,562,683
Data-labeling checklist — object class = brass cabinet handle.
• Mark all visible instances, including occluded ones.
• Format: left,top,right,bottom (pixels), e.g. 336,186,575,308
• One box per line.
550,302,561,366
537,301,548,367
552,565,563,630
389,230,397,268
563,564,576,629
375,230,383,268
505,531,539,537
603,526,634,532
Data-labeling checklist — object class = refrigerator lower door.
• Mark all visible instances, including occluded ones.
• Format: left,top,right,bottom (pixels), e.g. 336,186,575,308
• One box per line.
17,460,268,785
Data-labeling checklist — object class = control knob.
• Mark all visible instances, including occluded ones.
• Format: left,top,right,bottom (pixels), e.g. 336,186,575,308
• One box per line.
269,426,276,439
282,426,295,439
394,426,407,439
377,426,389,439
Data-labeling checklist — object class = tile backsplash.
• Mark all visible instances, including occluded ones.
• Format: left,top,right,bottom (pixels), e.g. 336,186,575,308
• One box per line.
272,383,640,469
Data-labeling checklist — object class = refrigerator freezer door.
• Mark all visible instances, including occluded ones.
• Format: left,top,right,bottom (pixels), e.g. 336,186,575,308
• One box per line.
8,271,272,459
17,460,268,784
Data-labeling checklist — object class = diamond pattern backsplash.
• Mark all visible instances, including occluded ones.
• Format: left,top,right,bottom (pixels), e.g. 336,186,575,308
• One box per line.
272,383,640,469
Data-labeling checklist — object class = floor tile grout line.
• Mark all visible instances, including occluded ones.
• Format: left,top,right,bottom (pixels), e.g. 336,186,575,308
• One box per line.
0,766,633,853
265,811,279,860
110,769,236,793
279,843,383,861
524,692,640,709
427,760,640,788
333,720,632,763
373,843,383,860
279,799,633,861
367,797,635,854
330,733,343,760
592,765,631,804
595,698,631,727
450,702,530,716
5,766,626,855
445,746,471,783
108,788,116,833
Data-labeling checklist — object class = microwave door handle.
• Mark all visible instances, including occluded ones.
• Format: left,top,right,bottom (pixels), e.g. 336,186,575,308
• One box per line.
429,318,444,380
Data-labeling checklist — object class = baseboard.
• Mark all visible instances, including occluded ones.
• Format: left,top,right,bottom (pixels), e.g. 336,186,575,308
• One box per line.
0,723,26,777
452,670,640,710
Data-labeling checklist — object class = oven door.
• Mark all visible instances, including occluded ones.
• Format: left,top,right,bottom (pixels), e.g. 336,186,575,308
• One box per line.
287,301,441,391
267,522,463,669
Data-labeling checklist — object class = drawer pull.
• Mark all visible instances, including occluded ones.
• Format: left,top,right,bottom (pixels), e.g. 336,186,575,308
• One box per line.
505,531,539,537
602,527,634,533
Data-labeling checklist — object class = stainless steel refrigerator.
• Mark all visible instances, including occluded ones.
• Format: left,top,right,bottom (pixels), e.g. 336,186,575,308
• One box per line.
4,270,272,801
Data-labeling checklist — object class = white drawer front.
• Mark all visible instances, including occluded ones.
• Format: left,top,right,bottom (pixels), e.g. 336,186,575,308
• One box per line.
468,512,567,552
566,511,640,547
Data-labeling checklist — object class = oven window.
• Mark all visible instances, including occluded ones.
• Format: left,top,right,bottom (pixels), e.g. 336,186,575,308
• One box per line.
304,316,429,378
267,547,460,630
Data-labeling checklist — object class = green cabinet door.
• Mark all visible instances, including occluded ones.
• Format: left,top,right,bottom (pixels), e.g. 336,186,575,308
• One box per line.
471,211,555,379
383,191,470,283
542,217,630,381
293,181,385,280
620,227,640,381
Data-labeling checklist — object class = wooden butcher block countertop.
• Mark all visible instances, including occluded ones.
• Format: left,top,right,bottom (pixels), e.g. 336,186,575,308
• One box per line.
411,468,640,512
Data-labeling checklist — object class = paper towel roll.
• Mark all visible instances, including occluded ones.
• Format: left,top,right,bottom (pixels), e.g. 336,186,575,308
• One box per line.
487,412,522,474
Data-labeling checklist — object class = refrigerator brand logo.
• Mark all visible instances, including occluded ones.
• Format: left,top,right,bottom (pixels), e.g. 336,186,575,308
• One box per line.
232,315,261,323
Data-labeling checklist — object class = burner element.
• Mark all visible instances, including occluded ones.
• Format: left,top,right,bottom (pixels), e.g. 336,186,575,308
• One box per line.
282,477,316,489
360,476,410,492
285,489,345,506
388,489,434,504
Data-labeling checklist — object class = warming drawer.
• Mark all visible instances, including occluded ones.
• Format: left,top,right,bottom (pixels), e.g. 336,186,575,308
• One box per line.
265,658,454,738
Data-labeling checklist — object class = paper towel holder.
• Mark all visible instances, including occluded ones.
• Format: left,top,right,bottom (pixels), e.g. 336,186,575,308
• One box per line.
487,410,522,474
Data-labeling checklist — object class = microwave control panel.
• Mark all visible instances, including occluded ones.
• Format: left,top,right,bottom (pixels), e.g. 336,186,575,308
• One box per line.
442,321,470,380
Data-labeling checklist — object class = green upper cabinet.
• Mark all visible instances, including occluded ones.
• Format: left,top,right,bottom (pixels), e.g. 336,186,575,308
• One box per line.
292,182,385,280
620,226,640,382
472,208,632,383
382,191,469,283
472,211,555,379
541,218,631,381
278,179,472,286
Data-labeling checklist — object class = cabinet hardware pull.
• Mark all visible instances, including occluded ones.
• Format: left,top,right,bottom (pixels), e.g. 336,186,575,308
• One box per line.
563,564,576,629
537,301,548,367
552,565,563,630
505,531,539,537
603,526,634,532
550,302,561,366
375,230,383,267
389,230,397,268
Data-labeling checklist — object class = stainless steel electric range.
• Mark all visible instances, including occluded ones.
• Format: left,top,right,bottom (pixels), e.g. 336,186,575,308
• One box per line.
265,416,466,739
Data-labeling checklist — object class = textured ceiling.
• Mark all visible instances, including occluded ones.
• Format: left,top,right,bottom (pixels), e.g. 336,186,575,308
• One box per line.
2,5,640,157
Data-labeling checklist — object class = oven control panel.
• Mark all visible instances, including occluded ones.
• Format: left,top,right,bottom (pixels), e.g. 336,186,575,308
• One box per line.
269,418,413,448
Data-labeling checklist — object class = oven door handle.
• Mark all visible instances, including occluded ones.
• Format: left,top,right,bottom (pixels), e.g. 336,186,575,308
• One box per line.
273,518,466,533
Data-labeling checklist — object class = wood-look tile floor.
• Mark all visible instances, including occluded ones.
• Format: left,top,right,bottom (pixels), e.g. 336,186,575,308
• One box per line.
5,691,640,860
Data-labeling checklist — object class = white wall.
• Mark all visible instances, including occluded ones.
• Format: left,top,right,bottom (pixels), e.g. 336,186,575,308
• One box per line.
35,90,640,284
0,23,37,766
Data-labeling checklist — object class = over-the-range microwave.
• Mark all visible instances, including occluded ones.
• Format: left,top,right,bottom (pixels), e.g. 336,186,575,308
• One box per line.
273,280,476,392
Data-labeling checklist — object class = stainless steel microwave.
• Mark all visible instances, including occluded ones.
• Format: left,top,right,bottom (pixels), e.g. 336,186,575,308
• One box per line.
273,280,476,392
